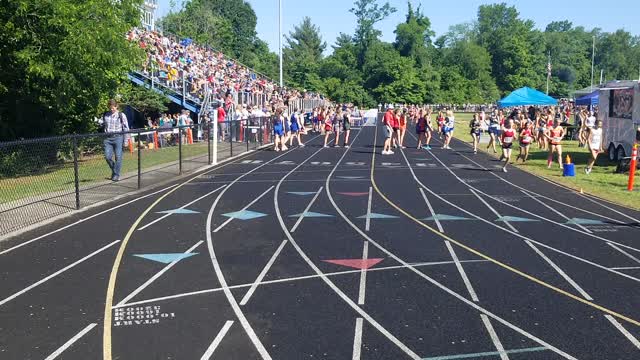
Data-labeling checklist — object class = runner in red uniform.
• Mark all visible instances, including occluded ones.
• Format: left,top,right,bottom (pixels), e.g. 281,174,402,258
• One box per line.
500,119,516,173
545,118,566,168
517,123,533,163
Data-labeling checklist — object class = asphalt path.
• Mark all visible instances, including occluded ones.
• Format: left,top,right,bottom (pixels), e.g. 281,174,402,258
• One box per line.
1,125,640,360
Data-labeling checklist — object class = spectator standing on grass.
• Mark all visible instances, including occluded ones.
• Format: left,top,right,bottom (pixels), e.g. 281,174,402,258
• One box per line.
217,105,226,142
102,99,129,182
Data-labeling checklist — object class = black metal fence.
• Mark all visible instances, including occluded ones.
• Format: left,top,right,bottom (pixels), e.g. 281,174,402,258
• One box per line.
0,117,274,237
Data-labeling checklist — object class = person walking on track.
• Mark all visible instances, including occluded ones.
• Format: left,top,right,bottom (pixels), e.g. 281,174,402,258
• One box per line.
273,109,287,152
382,106,395,155
442,110,455,149
289,109,304,148
398,108,408,149
585,119,604,174
469,112,482,154
323,109,334,148
545,117,566,168
422,107,433,150
102,99,129,182
333,108,343,148
416,109,428,150
501,118,517,172
342,109,352,148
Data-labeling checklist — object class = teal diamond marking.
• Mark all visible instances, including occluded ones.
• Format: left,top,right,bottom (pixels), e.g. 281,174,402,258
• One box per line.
133,253,198,264
425,214,473,221
156,209,200,214
358,213,398,219
222,210,268,220
567,218,606,225
289,212,334,218
496,216,539,222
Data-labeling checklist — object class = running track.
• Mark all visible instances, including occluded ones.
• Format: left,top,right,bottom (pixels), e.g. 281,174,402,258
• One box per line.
1,124,640,360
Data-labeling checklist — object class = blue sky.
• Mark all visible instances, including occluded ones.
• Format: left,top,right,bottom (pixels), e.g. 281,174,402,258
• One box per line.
157,0,640,53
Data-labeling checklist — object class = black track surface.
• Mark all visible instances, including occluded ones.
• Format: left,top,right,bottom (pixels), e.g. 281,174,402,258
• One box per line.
2,125,640,360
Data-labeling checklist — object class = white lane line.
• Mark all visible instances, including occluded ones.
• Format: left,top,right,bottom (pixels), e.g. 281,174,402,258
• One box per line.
115,259,491,308
358,242,369,305
240,240,288,306
604,315,640,350
469,189,518,233
290,187,324,233
365,187,373,231
0,186,175,255
436,150,640,256
138,185,226,230
337,133,576,359
412,149,640,284
607,242,640,265
200,320,234,360
203,136,322,360
578,193,640,224
274,130,422,360
213,185,274,233
420,188,443,233
610,266,640,270
44,323,97,360
524,240,593,300
352,318,364,360
520,190,592,233
0,240,120,307
115,241,203,307
445,241,479,302
480,314,510,360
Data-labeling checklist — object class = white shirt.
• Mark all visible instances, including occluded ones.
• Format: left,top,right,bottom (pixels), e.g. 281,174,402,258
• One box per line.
586,116,596,128
589,127,602,149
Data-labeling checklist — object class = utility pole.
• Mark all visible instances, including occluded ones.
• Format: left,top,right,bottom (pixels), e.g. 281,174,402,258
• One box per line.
546,51,551,95
279,0,283,88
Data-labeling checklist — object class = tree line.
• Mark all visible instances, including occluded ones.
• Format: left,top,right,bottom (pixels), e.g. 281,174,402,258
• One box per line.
1,0,638,140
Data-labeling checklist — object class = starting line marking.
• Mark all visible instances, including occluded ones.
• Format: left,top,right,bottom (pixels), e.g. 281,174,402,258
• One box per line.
422,346,548,360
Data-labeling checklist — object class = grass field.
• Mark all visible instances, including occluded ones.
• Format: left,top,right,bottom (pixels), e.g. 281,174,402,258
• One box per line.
0,142,209,205
449,112,640,210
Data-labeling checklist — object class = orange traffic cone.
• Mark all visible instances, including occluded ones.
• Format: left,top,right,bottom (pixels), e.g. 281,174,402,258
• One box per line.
128,138,134,154
153,131,159,150
187,128,194,144
565,154,571,164
238,123,244,142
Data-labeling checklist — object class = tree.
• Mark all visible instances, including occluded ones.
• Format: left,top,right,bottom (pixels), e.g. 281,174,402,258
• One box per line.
120,84,169,122
0,0,144,140
394,2,435,68
283,17,326,90
350,0,396,65
476,3,545,93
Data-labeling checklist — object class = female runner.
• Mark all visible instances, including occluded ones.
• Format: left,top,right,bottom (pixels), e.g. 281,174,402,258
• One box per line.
416,109,427,149
545,117,566,168
501,118,517,172
436,111,445,139
323,108,334,148
487,110,501,153
536,110,547,150
398,109,408,148
442,110,455,149
423,107,433,150
469,112,482,154
273,109,287,151
585,119,603,174
333,108,343,147
289,109,304,147
517,121,533,163
342,109,352,148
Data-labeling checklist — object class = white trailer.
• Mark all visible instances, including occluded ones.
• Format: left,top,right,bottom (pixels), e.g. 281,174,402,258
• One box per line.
599,81,640,161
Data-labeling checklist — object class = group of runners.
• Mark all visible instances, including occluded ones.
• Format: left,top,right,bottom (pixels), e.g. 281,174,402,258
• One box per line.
469,107,603,173
380,105,456,155
272,106,354,151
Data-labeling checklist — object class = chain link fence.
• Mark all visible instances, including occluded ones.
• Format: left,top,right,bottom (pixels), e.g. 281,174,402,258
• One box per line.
0,117,274,237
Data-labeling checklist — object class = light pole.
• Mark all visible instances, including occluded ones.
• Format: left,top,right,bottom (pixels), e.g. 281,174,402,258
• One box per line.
279,0,283,88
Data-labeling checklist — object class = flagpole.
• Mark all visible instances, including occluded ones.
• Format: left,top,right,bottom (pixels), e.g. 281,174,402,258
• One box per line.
590,35,595,91
546,51,551,95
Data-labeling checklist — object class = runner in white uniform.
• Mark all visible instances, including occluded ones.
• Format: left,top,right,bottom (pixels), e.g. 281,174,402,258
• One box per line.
585,119,603,174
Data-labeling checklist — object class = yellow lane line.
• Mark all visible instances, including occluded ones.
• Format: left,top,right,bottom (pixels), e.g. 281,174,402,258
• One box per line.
369,125,640,327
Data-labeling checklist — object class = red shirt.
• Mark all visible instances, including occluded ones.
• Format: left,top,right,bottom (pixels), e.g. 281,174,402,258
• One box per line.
502,129,515,143
217,107,226,123
383,110,394,126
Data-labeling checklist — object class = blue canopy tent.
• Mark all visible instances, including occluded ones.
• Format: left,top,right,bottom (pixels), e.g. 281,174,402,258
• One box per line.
497,87,558,108
575,91,599,106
